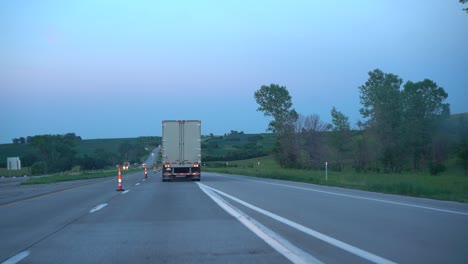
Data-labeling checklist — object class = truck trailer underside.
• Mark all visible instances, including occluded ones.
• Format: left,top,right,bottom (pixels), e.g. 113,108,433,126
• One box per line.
162,163,201,181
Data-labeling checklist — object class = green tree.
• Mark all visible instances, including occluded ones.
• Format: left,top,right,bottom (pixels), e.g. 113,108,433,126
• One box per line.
330,107,352,170
456,115,468,176
254,84,298,133
118,142,146,163
21,153,38,167
254,84,299,167
359,69,404,172
294,114,331,168
63,133,82,141
119,142,133,161
458,141,468,176
31,161,48,175
30,134,77,172
401,79,450,171
461,0,468,13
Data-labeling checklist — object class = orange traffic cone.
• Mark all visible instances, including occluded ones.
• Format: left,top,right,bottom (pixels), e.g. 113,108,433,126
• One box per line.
116,166,124,191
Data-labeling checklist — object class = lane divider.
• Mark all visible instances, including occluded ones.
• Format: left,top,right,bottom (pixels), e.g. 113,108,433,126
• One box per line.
198,182,396,264
197,183,321,264
89,203,108,213
1,250,30,264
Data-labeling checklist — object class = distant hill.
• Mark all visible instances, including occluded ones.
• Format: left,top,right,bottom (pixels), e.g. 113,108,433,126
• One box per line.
0,133,276,168
202,133,275,161
0,137,161,168
74,138,155,156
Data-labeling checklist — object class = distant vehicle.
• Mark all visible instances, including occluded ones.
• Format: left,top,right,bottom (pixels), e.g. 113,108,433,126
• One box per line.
122,162,130,170
161,120,201,182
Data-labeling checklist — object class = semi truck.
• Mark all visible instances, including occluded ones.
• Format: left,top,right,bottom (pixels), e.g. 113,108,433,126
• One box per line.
161,120,202,182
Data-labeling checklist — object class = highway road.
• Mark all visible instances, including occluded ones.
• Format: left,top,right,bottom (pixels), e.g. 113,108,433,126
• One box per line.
1,171,468,263
142,147,160,169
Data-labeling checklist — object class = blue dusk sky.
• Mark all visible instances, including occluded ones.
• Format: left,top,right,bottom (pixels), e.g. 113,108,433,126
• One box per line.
1,0,467,143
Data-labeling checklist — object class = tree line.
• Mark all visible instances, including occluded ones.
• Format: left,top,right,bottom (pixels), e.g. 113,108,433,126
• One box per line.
202,133,268,162
12,133,82,145
8,134,160,175
255,69,468,175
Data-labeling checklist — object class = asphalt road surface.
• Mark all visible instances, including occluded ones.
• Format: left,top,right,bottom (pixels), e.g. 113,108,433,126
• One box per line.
1,172,467,264
142,147,160,168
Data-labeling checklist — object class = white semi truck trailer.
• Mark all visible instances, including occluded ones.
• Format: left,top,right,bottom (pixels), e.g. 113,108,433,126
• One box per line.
161,120,202,182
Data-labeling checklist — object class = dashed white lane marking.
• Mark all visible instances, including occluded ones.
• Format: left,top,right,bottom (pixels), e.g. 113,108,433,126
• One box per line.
197,183,321,264
2,250,30,264
198,183,396,264
89,203,108,213
122,190,130,194
135,183,141,186
215,174,468,216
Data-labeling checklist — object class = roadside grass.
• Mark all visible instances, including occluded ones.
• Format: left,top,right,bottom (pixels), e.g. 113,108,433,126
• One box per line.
0,167,31,177
20,167,138,185
204,156,468,203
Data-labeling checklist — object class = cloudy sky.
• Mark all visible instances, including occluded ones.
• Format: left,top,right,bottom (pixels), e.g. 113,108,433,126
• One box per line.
1,0,467,143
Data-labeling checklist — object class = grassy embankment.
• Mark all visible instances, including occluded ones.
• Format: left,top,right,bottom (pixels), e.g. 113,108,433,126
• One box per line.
204,156,468,203
0,167,31,177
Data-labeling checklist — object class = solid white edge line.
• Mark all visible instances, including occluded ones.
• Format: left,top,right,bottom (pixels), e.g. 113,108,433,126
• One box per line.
197,183,321,264
200,183,396,264
2,250,30,264
89,203,108,213
215,174,468,216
